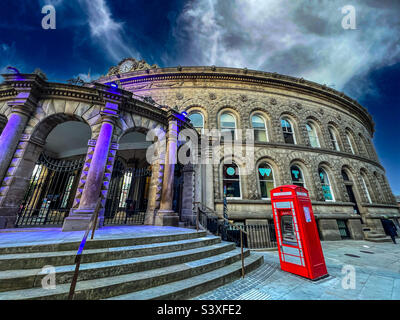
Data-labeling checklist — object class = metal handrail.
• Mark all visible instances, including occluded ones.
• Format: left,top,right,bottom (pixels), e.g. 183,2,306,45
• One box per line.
68,199,102,300
195,203,247,278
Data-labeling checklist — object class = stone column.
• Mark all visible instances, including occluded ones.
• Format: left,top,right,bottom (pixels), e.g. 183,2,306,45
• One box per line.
62,113,116,231
0,106,31,183
154,117,179,226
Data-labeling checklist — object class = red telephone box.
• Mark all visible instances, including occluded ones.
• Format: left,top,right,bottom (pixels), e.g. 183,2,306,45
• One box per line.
271,185,328,280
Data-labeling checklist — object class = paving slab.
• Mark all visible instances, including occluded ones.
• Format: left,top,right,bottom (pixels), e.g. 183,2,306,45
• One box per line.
194,240,400,300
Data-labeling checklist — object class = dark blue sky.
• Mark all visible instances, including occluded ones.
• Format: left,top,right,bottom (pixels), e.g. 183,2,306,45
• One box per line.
0,0,399,194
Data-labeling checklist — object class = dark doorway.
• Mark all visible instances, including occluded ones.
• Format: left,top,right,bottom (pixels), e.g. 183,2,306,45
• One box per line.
346,185,360,214
342,169,360,215
104,158,151,225
16,153,84,227
172,164,184,216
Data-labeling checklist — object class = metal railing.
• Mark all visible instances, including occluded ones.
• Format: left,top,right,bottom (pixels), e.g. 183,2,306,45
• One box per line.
68,199,102,300
194,203,248,278
193,202,277,250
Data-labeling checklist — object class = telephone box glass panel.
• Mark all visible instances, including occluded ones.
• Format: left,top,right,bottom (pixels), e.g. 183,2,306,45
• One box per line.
281,215,297,245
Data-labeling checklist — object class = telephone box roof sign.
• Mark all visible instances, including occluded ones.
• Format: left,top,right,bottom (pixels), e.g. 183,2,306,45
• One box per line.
271,185,328,281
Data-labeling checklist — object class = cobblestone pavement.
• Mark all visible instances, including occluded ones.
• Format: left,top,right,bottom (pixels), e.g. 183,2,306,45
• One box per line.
194,240,400,300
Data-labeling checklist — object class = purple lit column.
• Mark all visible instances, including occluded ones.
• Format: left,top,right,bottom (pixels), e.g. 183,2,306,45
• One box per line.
62,106,117,231
0,107,30,183
78,116,114,209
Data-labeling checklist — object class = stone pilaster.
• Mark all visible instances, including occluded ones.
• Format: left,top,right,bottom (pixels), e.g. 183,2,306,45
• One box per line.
62,104,118,231
0,135,43,228
144,156,164,225
154,114,179,226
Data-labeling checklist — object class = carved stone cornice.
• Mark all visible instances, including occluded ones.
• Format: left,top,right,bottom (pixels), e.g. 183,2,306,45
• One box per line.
0,74,169,126
97,66,375,135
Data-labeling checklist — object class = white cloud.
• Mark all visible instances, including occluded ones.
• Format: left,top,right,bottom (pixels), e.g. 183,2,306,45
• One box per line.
0,42,22,74
78,0,139,62
169,0,400,97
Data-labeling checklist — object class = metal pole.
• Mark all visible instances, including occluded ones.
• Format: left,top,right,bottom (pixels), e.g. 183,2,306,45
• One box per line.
240,229,245,278
196,207,199,232
68,254,82,300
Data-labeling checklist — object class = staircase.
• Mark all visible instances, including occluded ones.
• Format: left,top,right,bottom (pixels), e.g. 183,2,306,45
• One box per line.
362,228,392,243
0,230,263,300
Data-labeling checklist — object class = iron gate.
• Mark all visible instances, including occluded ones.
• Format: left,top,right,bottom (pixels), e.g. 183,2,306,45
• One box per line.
104,159,152,225
15,153,84,227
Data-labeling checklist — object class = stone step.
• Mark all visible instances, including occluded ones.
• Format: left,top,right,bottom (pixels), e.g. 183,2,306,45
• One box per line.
365,236,393,243
0,230,207,255
107,254,263,300
0,248,251,300
0,241,234,292
0,235,221,271
365,233,387,239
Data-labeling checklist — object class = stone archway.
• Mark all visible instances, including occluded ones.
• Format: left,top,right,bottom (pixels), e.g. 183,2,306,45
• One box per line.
0,114,92,228
103,128,153,225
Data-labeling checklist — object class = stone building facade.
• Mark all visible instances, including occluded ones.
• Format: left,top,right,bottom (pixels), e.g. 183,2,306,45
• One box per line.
0,72,193,231
97,59,400,240
0,58,399,241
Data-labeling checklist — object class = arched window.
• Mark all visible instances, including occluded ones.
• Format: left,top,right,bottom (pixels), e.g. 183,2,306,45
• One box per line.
341,170,350,182
252,114,268,142
290,165,305,187
220,112,236,141
281,117,296,144
258,162,274,199
319,168,335,201
223,162,241,198
358,134,369,157
188,112,204,133
306,122,320,148
360,173,372,203
374,172,384,203
328,126,340,151
346,132,356,155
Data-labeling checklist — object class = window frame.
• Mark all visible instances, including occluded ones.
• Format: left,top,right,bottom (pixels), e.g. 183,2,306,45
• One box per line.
220,112,237,141
319,168,335,202
346,132,356,155
360,173,372,204
188,111,204,134
306,122,320,148
328,126,340,151
257,162,275,200
281,117,296,144
222,162,242,200
290,165,305,188
251,113,268,143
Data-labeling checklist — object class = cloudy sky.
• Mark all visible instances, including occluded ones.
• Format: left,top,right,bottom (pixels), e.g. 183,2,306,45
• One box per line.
1,0,399,194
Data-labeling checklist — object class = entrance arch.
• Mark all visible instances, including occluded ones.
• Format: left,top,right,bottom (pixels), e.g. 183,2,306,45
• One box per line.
341,166,362,215
104,129,152,225
15,116,92,227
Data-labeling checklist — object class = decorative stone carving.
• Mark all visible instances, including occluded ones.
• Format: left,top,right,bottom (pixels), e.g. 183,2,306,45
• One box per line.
291,101,302,110
106,58,158,75
240,94,248,102
209,93,217,100
176,92,184,100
